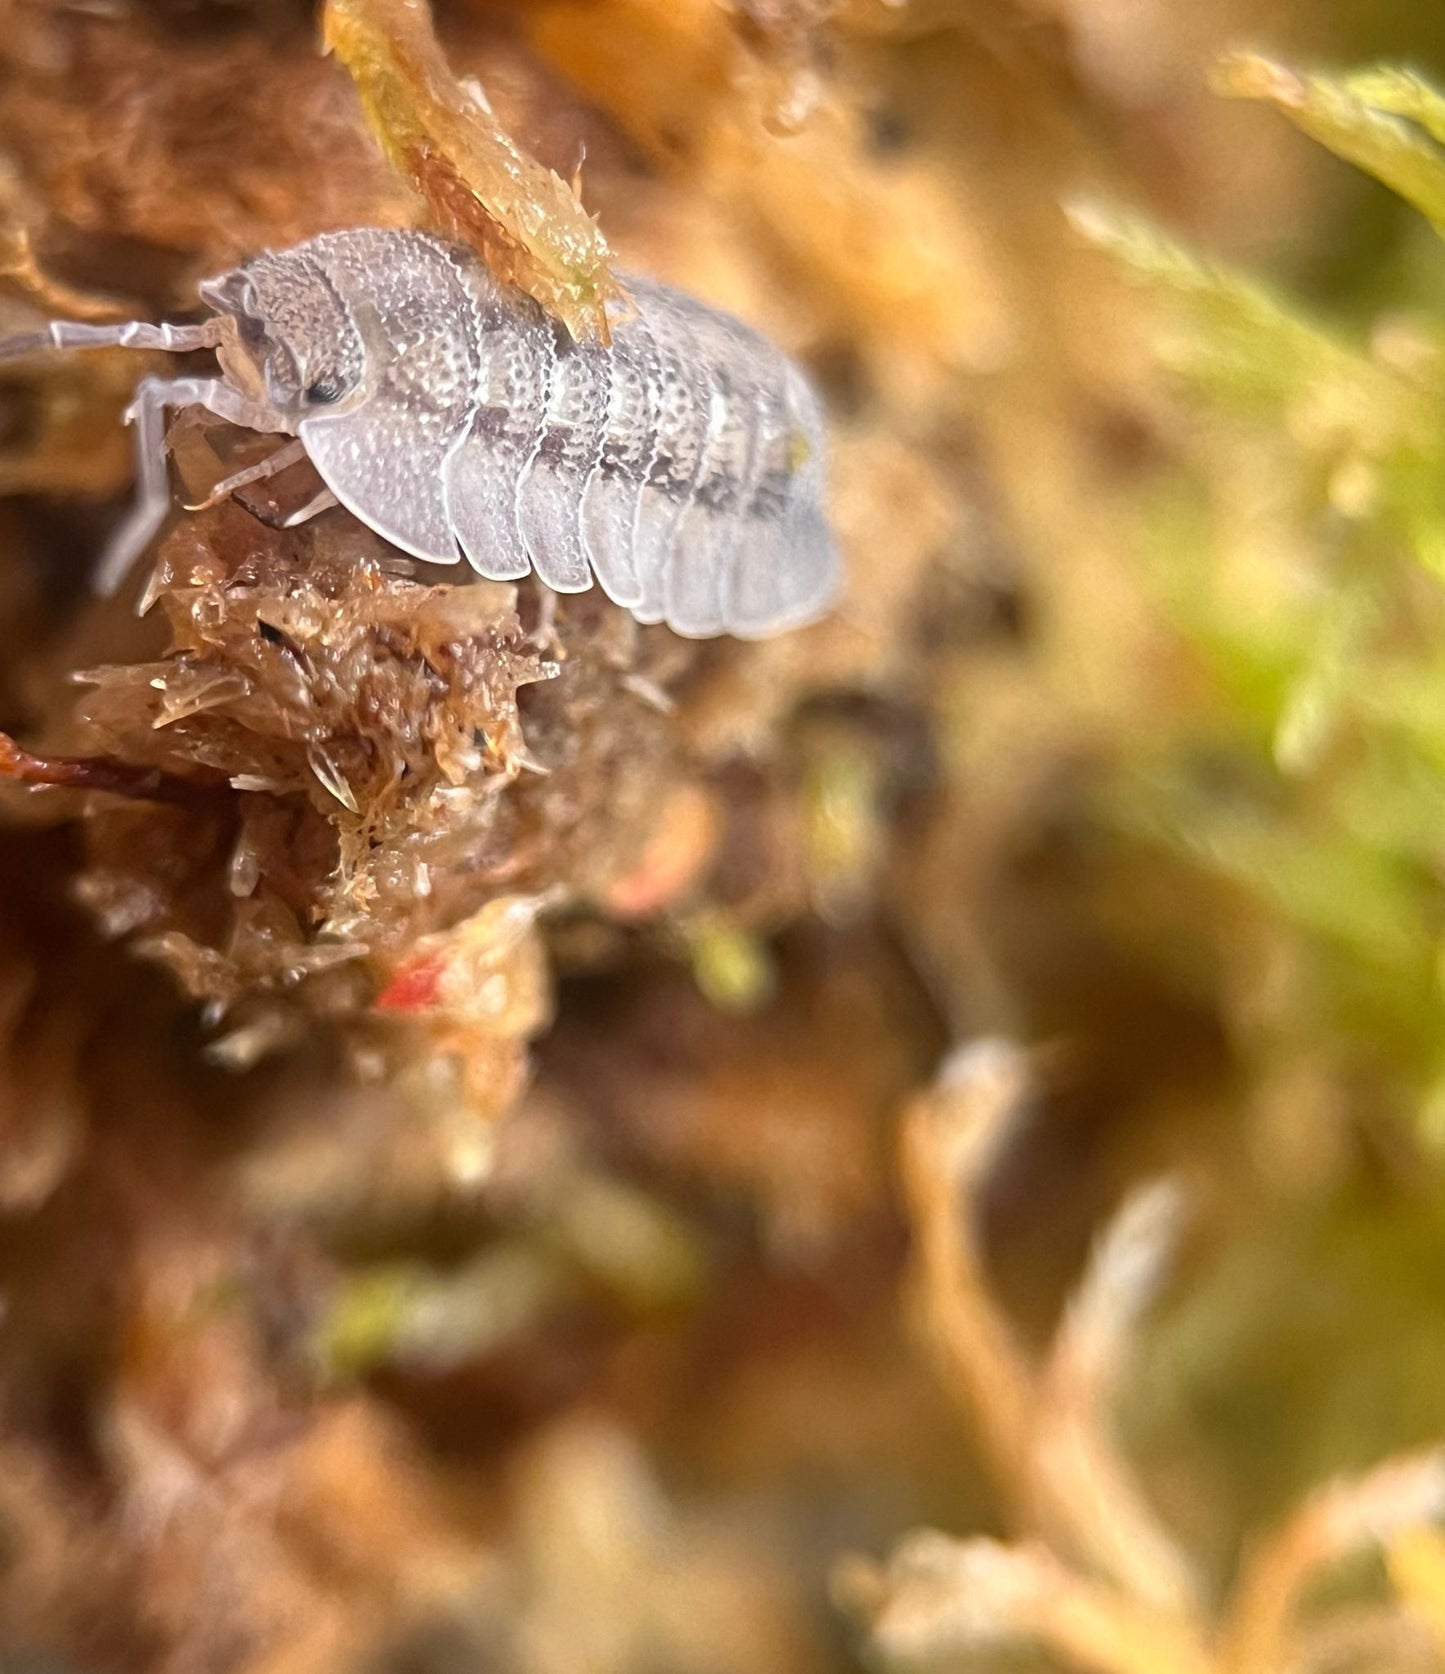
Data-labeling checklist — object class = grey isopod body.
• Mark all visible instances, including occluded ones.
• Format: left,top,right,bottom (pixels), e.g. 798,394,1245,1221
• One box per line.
0,227,842,640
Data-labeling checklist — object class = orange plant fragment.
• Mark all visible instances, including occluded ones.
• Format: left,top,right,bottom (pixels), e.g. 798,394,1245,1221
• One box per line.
322,0,625,341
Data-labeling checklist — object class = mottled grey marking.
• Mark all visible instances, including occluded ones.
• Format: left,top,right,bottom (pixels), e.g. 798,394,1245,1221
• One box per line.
0,227,841,639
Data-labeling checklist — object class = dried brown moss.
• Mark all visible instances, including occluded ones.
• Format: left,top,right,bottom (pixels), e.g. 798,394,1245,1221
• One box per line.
47,469,685,1101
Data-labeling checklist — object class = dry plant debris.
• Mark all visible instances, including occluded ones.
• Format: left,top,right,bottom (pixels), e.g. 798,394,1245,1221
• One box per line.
840,1045,1445,1674
324,0,626,340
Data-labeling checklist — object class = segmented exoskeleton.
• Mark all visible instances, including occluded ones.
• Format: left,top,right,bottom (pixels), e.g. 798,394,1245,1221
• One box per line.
0,228,840,639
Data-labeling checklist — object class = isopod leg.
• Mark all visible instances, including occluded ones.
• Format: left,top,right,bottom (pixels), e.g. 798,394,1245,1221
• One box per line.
184,437,308,511
95,375,286,597
280,487,339,528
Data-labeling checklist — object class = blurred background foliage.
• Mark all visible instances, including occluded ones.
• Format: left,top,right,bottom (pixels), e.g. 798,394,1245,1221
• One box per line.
6,0,1445,1671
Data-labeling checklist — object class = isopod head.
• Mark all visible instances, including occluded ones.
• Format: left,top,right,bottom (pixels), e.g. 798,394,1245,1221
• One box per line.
200,251,368,424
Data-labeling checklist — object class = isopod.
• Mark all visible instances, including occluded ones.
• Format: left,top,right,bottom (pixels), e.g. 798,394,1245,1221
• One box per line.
0,227,841,639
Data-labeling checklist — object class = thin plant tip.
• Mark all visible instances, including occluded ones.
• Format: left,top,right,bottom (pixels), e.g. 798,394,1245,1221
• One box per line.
0,732,227,806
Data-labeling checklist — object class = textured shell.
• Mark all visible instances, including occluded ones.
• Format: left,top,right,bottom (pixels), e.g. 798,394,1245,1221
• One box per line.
215,228,840,639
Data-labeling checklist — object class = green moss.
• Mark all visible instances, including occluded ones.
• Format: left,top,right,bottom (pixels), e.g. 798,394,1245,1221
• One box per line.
1080,61,1445,1134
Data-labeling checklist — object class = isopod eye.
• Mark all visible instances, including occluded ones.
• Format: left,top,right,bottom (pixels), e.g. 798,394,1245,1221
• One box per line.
305,373,349,405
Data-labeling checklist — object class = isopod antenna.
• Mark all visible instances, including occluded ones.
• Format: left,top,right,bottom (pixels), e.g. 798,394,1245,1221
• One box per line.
0,318,224,361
